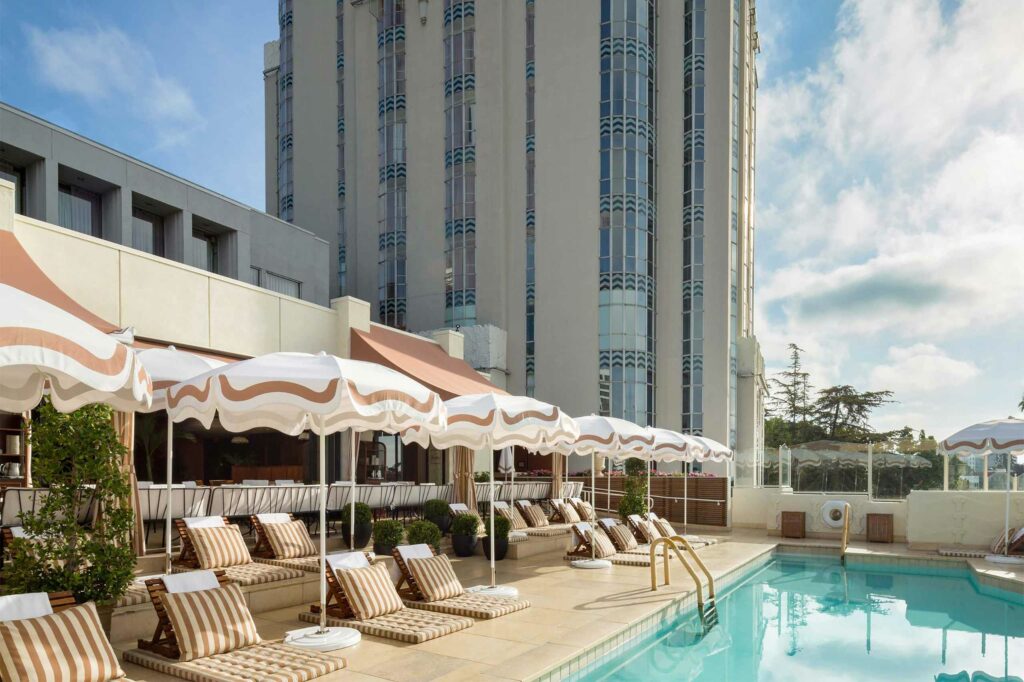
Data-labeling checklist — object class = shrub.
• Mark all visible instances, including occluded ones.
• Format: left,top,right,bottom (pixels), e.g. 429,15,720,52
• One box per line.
474,471,491,483
406,520,442,550
3,401,135,604
482,514,511,540
340,501,372,525
451,513,480,537
423,498,450,519
618,457,649,520
373,519,404,547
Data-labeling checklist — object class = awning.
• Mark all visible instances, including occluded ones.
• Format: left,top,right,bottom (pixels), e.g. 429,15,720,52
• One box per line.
351,324,504,400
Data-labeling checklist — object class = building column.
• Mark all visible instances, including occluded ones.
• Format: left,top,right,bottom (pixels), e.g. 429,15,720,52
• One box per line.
101,187,132,247
332,296,371,359
25,157,56,223
430,328,465,360
164,210,191,265
0,178,14,232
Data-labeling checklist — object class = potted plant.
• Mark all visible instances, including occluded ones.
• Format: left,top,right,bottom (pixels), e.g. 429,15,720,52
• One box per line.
372,519,404,557
482,514,511,561
2,401,135,636
340,502,373,550
406,520,443,554
617,457,649,521
423,498,452,535
450,513,480,557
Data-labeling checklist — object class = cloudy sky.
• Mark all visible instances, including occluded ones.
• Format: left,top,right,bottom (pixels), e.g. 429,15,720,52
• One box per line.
1,1,1021,438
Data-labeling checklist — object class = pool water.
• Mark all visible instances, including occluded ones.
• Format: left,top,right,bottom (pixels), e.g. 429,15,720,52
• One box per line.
582,555,1024,681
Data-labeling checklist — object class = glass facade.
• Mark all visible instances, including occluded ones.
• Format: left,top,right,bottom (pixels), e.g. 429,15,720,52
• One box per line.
681,0,705,434
277,0,294,222
377,0,408,328
524,0,536,396
598,0,657,427
337,0,347,294
729,0,741,449
131,207,164,257
444,0,476,327
58,184,101,237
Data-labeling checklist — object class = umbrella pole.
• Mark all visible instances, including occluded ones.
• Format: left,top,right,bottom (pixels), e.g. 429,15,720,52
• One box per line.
647,459,652,513
1005,458,1011,556
350,431,357,550
165,414,173,575
318,423,327,633
490,449,496,588
683,462,688,534
606,457,611,512
592,454,596,562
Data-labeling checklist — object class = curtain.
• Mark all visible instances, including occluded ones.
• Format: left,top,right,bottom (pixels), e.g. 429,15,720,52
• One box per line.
551,451,564,499
452,446,477,512
112,411,146,556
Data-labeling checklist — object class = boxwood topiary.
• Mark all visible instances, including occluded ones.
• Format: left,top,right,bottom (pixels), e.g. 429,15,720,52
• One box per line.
372,519,405,547
451,513,480,537
340,501,372,525
406,520,443,551
482,514,511,540
423,498,450,519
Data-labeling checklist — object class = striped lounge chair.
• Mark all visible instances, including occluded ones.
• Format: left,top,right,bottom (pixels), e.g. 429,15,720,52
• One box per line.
644,512,717,547
564,522,652,566
491,501,529,544
299,551,474,644
174,516,232,567
127,570,344,681
251,512,322,572
568,496,597,522
391,544,530,619
174,519,304,586
515,499,572,537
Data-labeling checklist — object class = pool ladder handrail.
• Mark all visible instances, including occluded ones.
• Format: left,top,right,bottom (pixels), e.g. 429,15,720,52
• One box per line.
649,535,718,629
840,502,852,564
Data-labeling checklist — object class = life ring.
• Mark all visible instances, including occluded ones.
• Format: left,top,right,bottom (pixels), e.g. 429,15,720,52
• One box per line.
822,500,848,529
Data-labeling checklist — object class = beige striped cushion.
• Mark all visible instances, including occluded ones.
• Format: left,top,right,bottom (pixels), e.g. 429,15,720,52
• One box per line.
522,505,549,528
160,583,261,661
589,529,617,558
0,601,124,682
497,506,527,531
575,500,595,521
635,519,658,543
559,503,581,524
608,524,638,551
262,520,316,559
654,518,676,538
335,562,404,620
407,555,464,602
189,525,253,569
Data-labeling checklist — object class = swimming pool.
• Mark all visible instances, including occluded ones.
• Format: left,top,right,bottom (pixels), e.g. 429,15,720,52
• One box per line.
578,554,1024,681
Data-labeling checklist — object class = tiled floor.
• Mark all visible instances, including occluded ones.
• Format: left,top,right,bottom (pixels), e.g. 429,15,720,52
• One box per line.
114,530,1024,681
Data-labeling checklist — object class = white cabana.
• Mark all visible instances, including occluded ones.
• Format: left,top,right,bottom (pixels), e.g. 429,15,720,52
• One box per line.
136,346,227,573
167,351,446,650
940,418,1024,565
403,393,579,595
0,283,151,413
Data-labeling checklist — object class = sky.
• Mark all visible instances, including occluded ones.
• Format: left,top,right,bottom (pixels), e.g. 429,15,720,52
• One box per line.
0,0,1021,439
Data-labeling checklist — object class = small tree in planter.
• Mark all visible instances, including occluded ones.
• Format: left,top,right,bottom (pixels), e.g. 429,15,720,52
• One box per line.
617,457,649,521
482,514,511,561
423,498,452,535
406,520,443,553
3,401,135,635
450,513,480,557
340,502,373,550
372,519,404,556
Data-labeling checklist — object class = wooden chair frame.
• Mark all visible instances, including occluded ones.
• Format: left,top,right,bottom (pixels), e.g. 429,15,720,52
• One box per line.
514,500,550,527
174,517,233,567
307,552,375,621
137,570,232,660
390,545,440,602
249,513,298,559
569,498,596,522
626,515,657,544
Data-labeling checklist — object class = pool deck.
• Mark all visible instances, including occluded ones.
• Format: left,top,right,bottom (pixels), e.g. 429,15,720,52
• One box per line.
114,530,1024,681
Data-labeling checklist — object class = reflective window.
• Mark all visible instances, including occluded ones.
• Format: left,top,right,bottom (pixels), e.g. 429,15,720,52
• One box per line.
524,0,536,394
58,184,101,238
131,207,164,257
277,0,294,221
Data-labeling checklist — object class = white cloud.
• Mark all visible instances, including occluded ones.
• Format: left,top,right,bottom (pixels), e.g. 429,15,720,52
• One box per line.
24,24,203,147
869,343,979,394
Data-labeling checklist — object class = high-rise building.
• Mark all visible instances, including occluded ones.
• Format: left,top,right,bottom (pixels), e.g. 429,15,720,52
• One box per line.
264,0,766,462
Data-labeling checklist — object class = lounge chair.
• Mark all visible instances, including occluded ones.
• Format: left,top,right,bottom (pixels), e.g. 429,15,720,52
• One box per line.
568,496,596,522
175,518,304,586
0,591,139,682
644,512,717,547
491,501,529,544
250,512,322,572
550,499,582,524
127,570,344,681
174,515,232,567
391,544,530,618
515,499,572,536
299,551,474,643
564,522,652,566
597,517,659,555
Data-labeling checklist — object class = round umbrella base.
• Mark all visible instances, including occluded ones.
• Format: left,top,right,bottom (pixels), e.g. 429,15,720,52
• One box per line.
984,554,1024,566
466,584,519,599
284,626,361,651
571,558,612,570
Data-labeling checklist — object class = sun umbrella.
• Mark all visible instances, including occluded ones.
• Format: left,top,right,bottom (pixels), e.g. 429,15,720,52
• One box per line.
403,393,579,594
644,428,701,520
136,346,227,573
0,283,152,413
939,418,1024,565
168,352,446,650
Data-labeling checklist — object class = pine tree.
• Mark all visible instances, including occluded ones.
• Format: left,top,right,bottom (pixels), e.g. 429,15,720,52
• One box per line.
768,343,811,423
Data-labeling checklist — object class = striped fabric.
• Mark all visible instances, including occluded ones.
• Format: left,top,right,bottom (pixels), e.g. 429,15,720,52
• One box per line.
589,529,617,558
123,641,344,682
524,525,571,537
335,563,404,620
405,592,531,619
607,524,638,551
160,583,261,662
654,518,676,538
407,555,464,602
497,506,527,531
565,551,651,566
254,556,321,573
522,505,549,528
634,519,658,544
189,525,253,569
559,503,581,524
575,500,595,521
262,520,316,560
0,602,125,682
299,608,473,644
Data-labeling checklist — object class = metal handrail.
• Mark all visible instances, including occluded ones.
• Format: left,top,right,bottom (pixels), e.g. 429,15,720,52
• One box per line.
672,534,716,600
649,537,706,609
840,502,851,562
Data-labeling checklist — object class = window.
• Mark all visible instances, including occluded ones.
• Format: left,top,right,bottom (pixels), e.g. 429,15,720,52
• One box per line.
131,207,165,256
264,271,301,298
191,229,218,273
58,184,102,237
0,162,25,215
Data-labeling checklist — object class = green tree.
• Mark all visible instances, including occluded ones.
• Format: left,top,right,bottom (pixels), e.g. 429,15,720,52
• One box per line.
617,457,648,519
811,385,894,440
768,343,811,422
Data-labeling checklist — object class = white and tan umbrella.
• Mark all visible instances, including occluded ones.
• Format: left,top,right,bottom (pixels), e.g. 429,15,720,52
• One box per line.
167,352,446,650
137,346,227,573
940,418,1024,564
403,393,579,594
0,283,151,413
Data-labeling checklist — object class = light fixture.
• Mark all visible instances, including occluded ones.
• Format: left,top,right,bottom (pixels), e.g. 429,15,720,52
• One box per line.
230,436,249,445
419,0,428,24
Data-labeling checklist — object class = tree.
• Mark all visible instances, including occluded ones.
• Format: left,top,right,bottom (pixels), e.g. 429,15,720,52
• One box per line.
811,385,895,440
768,344,811,422
617,457,648,519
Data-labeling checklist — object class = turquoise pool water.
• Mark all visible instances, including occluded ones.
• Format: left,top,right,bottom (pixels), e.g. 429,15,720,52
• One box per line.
581,555,1024,681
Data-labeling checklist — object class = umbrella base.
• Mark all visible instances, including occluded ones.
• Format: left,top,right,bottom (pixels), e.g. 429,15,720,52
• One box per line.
984,554,1024,566
284,626,361,651
571,558,612,570
466,584,520,599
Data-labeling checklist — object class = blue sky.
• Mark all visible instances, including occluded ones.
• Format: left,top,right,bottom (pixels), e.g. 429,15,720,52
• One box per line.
1,1,1021,438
